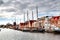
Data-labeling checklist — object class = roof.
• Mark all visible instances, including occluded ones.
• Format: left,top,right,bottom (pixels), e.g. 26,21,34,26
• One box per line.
51,16,60,20
29,20,37,22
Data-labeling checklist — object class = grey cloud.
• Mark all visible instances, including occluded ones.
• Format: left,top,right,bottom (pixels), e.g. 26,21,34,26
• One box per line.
0,0,60,15
2,0,29,10
37,0,60,11
0,0,4,5
33,0,42,2
14,10,25,15
1,8,16,12
18,2,30,10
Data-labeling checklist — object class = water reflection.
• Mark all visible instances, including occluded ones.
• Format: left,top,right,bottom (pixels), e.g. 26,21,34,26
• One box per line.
0,28,60,40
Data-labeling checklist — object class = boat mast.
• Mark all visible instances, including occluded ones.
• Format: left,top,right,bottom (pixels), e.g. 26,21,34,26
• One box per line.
27,10,28,21
36,6,38,20
14,16,16,26
32,11,34,20
24,12,25,22
20,19,21,23
15,16,16,23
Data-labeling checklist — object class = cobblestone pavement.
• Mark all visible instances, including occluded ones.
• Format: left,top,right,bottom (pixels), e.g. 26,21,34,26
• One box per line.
0,28,60,40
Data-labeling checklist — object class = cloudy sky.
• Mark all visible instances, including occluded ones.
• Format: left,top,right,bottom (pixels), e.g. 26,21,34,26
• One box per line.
0,0,60,25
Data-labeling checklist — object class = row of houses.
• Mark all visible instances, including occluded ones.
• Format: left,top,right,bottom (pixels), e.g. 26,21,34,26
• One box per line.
17,16,60,32
3,15,59,32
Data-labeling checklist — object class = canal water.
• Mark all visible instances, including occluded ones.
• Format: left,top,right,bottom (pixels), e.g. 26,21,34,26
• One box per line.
0,28,60,40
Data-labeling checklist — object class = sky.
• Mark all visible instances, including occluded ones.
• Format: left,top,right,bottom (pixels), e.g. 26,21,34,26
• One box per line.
0,0,60,25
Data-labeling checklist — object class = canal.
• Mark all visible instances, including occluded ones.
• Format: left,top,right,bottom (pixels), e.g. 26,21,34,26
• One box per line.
0,28,60,40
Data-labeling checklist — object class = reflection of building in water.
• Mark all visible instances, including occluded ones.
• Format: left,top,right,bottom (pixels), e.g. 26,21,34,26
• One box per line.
19,16,60,31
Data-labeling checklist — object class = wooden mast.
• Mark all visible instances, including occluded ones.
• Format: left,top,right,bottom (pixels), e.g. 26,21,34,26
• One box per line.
32,11,33,20
36,6,38,20
27,10,28,21
24,12,25,22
